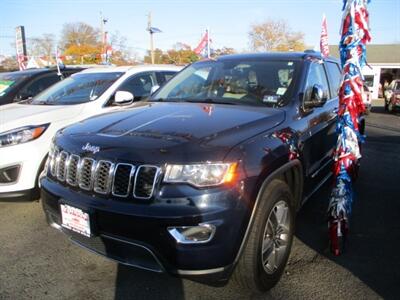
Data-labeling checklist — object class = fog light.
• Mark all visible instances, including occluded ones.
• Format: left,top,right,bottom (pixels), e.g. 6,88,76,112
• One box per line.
0,165,21,184
167,224,216,244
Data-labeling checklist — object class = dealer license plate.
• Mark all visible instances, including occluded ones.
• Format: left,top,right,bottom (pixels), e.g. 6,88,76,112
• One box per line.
60,204,91,237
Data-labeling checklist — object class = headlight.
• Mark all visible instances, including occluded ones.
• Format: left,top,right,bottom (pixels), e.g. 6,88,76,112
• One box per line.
0,124,49,148
163,162,237,187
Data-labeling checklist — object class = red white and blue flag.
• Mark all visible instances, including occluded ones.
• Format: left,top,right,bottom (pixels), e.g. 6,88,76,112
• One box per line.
320,14,330,57
194,30,211,58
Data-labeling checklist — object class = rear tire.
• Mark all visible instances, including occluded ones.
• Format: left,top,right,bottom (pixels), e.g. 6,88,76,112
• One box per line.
232,179,295,292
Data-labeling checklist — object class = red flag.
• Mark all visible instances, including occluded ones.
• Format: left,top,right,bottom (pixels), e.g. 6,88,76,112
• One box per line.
320,14,330,57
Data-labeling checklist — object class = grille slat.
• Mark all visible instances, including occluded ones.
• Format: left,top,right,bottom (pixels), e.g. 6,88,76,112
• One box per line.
66,155,80,186
112,164,135,197
49,150,159,199
78,158,95,191
94,161,114,194
134,165,160,199
56,151,69,181
50,149,60,177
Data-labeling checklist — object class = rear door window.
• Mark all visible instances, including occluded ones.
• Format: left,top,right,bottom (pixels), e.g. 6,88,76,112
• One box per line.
325,62,342,98
155,71,176,86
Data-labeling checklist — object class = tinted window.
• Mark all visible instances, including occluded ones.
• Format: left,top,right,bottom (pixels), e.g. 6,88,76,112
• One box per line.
153,60,299,107
325,62,341,97
0,73,29,97
364,75,374,87
17,73,61,100
155,71,176,85
304,62,330,101
29,72,123,105
118,73,154,101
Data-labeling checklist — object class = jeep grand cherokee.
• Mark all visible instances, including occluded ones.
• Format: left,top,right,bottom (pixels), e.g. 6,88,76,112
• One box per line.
41,52,345,291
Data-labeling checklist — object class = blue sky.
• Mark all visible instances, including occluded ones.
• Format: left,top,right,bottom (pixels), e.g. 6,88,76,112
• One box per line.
1,0,399,58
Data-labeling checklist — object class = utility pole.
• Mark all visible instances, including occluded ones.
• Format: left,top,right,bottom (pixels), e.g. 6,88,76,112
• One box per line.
147,12,162,64
100,11,108,64
148,12,154,64
100,12,104,58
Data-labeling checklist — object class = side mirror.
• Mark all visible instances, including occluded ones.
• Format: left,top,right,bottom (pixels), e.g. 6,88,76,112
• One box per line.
114,91,134,105
150,85,160,95
304,84,327,109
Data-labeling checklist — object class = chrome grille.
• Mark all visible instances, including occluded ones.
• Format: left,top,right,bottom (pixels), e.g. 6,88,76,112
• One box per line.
49,150,159,199
78,158,95,190
56,151,68,181
112,163,135,197
66,155,80,186
134,165,160,199
50,149,59,177
94,160,114,194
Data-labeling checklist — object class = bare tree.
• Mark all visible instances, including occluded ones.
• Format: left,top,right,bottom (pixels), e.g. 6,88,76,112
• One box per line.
108,31,139,65
249,19,306,52
30,34,55,65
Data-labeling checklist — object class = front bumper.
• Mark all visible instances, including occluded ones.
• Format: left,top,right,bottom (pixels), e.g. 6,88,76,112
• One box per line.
41,177,252,281
0,139,47,197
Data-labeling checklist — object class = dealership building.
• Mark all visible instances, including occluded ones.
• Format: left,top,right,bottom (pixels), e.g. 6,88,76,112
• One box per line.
329,44,400,99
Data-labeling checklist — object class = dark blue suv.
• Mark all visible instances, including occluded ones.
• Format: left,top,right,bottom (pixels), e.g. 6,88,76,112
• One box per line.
41,52,354,292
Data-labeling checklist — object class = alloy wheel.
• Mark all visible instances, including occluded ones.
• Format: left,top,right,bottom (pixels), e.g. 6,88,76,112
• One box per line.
261,200,291,274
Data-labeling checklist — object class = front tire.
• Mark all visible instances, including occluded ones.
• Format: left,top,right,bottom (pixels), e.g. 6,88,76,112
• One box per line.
232,179,295,292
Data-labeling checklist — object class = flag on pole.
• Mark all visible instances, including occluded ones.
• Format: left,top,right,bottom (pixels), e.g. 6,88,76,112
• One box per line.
55,46,64,77
194,30,211,58
320,14,330,57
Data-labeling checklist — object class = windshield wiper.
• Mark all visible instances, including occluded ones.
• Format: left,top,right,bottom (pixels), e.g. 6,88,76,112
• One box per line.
31,100,54,105
184,98,238,105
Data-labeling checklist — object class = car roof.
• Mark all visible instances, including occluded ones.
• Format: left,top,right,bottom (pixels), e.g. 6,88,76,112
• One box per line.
215,51,340,63
79,64,182,75
0,67,84,77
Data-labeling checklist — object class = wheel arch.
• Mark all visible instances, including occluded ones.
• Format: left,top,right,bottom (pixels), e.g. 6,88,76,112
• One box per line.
232,159,303,269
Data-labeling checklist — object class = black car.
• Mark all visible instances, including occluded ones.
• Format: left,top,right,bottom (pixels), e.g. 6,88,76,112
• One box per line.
0,67,83,105
41,52,359,292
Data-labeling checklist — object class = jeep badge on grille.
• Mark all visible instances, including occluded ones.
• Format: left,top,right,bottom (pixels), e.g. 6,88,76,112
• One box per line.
82,143,100,154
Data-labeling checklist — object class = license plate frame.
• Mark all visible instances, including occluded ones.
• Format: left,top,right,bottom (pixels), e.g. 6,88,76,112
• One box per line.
60,203,91,237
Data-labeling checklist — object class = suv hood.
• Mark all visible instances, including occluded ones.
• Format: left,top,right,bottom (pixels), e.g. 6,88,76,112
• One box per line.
58,102,285,163
0,103,85,132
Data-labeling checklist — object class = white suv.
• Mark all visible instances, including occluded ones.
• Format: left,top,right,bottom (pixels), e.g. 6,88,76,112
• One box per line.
0,64,182,199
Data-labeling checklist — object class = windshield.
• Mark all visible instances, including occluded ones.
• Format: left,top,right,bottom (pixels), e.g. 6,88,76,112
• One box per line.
0,73,28,97
152,59,299,107
29,72,123,105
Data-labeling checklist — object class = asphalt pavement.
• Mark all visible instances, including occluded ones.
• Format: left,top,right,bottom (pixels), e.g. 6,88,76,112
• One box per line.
0,100,399,300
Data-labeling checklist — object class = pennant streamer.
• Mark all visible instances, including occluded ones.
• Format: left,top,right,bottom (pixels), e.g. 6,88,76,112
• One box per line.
328,0,371,255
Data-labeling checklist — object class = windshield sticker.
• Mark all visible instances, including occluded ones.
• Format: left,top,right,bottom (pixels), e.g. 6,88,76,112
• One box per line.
263,95,279,103
288,62,293,66
0,80,14,96
276,87,287,96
